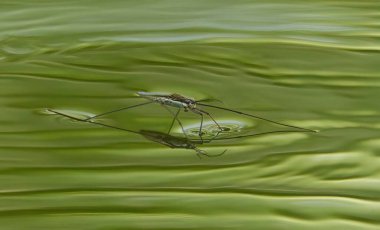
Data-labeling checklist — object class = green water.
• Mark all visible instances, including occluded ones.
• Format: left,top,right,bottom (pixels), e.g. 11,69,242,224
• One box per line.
1,1,380,229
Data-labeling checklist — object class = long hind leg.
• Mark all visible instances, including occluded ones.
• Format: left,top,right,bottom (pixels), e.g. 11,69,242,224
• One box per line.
203,111,223,132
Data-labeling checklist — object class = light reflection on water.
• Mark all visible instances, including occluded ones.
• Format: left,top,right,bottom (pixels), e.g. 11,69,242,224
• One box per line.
184,120,247,138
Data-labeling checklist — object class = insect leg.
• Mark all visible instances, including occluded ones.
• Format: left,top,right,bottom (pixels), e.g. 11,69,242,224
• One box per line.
195,98,224,104
85,101,153,121
200,110,223,132
161,105,188,139
197,103,317,132
47,109,140,134
167,109,180,134
198,113,204,144
47,109,89,122
194,147,227,158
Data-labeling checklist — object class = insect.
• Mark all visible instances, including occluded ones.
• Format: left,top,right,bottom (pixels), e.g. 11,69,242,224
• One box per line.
84,91,317,141
48,109,311,158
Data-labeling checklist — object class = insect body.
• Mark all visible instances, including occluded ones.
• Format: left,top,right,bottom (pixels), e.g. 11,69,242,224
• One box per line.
137,92,196,110
134,92,224,140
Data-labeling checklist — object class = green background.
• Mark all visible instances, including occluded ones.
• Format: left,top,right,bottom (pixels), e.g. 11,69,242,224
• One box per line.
1,0,380,229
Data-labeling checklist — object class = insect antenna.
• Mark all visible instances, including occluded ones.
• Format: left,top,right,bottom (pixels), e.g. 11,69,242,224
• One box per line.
84,101,153,121
197,103,317,133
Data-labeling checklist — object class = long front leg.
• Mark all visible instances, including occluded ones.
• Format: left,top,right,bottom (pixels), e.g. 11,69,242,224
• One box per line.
85,101,153,121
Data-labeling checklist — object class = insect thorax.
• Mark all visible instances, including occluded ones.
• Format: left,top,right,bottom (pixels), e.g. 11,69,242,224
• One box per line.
168,94,196,108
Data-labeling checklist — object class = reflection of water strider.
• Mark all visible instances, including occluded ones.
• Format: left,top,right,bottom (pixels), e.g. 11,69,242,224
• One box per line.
48,109,224,158
83,92,317,141
47,109,314,158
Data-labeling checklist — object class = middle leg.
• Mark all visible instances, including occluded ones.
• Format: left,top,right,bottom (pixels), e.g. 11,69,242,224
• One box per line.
161,105,188,138
167,109,180,135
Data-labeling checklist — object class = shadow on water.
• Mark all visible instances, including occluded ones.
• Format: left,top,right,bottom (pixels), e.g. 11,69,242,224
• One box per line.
46,108,315,158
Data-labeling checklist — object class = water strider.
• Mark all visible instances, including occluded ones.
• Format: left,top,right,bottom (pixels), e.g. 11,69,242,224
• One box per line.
84,91,317,140
48,109,312,158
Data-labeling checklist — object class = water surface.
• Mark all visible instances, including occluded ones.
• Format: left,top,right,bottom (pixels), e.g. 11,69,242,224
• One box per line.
1,1,380,229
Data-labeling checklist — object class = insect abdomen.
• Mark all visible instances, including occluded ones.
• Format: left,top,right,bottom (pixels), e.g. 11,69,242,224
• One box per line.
155,97,186,108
